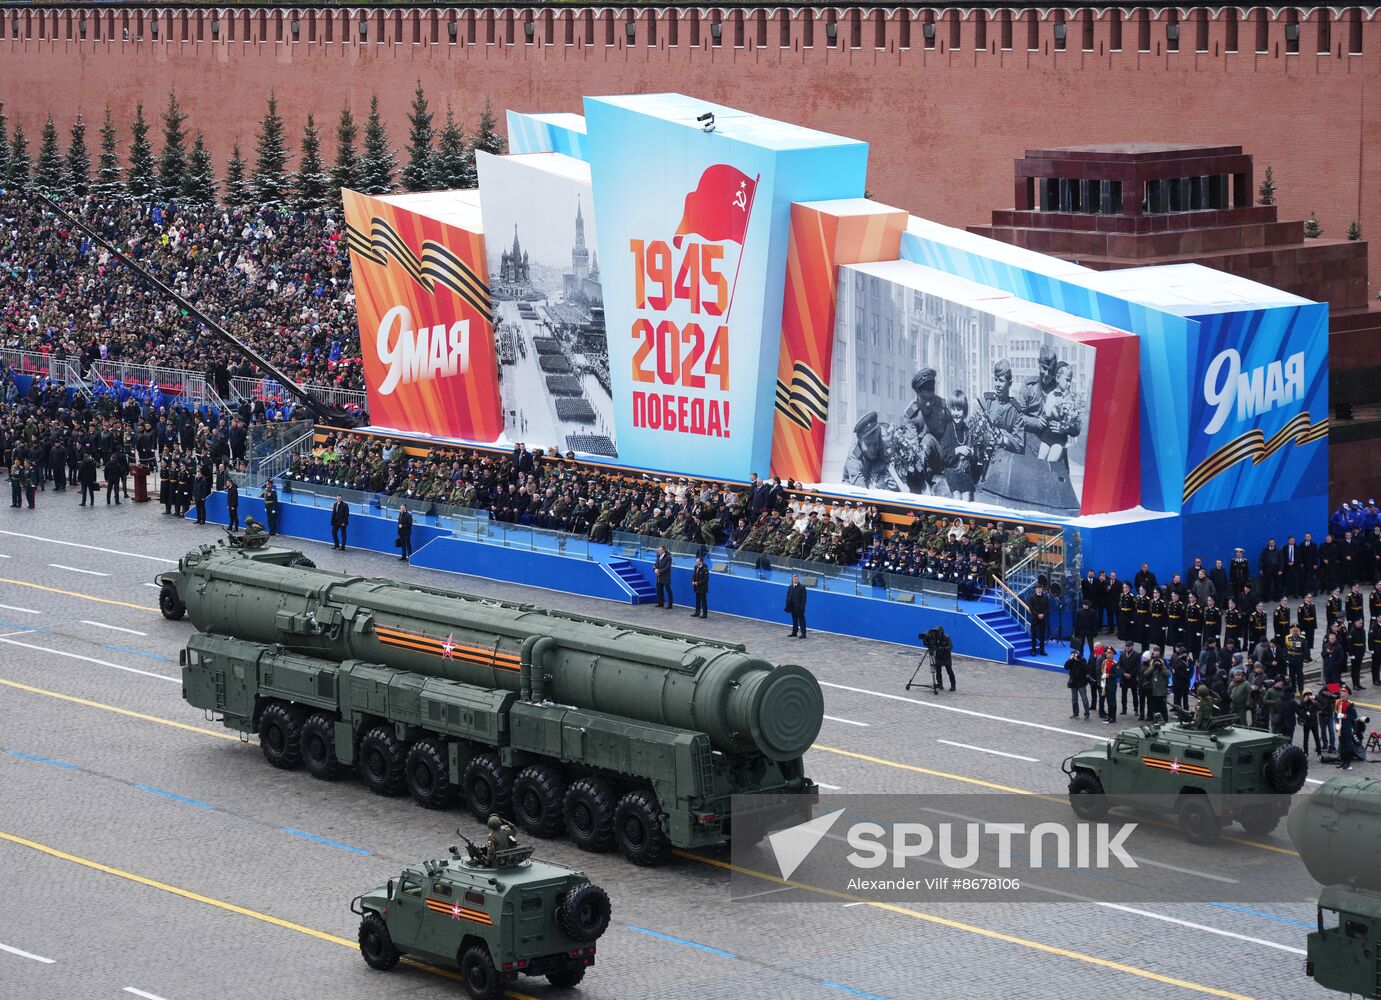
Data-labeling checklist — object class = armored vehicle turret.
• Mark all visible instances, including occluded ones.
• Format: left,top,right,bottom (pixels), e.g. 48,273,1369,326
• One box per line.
352,828,611,1000
1062,713,1308,843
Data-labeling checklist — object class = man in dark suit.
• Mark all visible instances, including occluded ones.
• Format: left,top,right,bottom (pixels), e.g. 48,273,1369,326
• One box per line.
1283,535,1301,598
691,556,709,618
654,546,673,608
331,495,350,550
785,574,808,638
225,479,239,530
397,505,414,562
1028,582,1051,655
193,469,210,525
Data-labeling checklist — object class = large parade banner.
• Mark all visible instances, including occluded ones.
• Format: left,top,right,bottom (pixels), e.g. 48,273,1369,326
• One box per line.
342,189,502,441
585,94,868,480
475,152,615,456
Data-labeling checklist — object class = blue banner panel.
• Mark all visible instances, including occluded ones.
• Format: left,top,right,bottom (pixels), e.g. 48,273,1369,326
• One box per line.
585,93,868,479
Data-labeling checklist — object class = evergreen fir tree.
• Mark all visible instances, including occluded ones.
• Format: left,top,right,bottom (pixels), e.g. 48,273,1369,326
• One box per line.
34,116,70,198
223,143,250,208
0,102,10,185
65,114,91,197
1347,220,1362,241
8,126,31,192
331,105,359,199
126,104,157,200
93,107,123,198
181,133,217,205
430,106,469,190
1257,165,1276,206
157,90,188,199
401,82,435,193
251,93,293,207
294,114,331,210
1304,211,1322,239
472,98,506,158
357,95,397,196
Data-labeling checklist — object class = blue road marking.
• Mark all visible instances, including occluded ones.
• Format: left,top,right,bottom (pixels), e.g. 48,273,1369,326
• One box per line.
103,644,170,662
627,926,736,958
0,619,47,632
5,750,77,769
1209,903,1315,928
824,982,889,1000
283,827,373,856
134,784,215,809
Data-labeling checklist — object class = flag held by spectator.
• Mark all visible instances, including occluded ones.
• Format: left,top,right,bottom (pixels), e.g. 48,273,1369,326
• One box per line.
672,164,758,249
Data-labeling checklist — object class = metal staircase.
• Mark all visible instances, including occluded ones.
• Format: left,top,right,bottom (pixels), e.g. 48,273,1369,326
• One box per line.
602,559,658,605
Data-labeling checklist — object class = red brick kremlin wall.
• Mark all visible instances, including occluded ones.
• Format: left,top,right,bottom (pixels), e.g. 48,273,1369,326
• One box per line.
3,3,1379,301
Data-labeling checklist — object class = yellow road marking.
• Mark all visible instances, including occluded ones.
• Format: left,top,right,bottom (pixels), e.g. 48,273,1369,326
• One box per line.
812,743,1037,795
0,830,535,999
0,677,239,741
1353,699,1381,712
677,850,1255,1000
0,576,158,613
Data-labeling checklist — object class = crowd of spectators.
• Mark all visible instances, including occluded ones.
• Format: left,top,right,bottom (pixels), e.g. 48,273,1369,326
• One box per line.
0,193,363,392
285,431,1040,584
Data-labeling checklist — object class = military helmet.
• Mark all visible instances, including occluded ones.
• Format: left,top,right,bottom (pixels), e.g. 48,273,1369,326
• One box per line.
1196,684,1211,698
487,815,503,831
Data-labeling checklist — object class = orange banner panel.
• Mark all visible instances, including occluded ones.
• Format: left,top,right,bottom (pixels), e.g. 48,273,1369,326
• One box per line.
770,200,907,482
343,188,503,441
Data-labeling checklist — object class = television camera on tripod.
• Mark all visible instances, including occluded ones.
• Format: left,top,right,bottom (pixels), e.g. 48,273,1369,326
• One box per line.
907,626,955,694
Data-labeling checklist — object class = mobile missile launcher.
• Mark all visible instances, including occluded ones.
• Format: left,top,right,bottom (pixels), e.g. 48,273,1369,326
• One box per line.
165,542,824,866
352,834,611,1000
1288,776,1381,999
1061,714,1308,843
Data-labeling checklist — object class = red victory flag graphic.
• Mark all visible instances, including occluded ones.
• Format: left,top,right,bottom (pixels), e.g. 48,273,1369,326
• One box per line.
672,164,759,248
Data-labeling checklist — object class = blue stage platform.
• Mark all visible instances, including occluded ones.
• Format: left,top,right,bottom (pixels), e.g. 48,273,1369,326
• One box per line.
198,489,1055,667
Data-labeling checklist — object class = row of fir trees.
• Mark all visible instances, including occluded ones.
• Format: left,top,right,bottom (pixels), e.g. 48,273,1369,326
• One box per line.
0,85,505,209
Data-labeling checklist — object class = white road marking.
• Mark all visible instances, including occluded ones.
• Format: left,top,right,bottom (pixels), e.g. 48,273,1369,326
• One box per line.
0,553,10,558
48,564,109,577
122,989,172,1000
841,901,867,907
1130,858,1240,885
823,715,870,727
1095,902,1305,955
0,629,39,639
734,885,797,901
0,637,178,684
936,739,1038,762
80,621,148,637
821,680,1100,741
0,529,176,564
0,941,55,964
816,782,844,790
142,583,163,590
0,604,40,614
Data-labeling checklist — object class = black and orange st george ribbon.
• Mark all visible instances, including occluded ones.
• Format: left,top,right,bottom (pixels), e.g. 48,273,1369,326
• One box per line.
1142,756,1215,779
774,362,829,431
425,897,494,925
1182,412,1328,504
373,624,521,672
346,217,493,325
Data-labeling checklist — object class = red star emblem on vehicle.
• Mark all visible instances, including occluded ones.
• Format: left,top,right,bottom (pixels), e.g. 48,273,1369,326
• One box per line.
1170,759,1182,773
442,634,456,660
451,902,463,919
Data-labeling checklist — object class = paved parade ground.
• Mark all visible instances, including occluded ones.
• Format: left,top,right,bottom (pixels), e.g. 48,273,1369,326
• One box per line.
0,501,1354,1000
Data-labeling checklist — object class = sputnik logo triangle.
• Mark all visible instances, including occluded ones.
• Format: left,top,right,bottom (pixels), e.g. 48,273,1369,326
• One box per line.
766,807,846,881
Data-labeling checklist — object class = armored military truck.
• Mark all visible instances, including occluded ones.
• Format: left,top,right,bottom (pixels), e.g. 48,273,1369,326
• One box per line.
351,835,611,999
1062,714,1308,843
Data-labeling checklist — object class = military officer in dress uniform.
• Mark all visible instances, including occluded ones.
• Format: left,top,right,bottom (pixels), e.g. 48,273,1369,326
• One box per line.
1326,587,1344,630
1117,583,1136,643
1298,594,1318,659
1185,593,1205,658
1248,601,1268,648
1166,592,1185,650
1223,598,1243,652
1147,588,1167,651
1134,585,1152,647
1202,596,1222,650
1273,601,1292,645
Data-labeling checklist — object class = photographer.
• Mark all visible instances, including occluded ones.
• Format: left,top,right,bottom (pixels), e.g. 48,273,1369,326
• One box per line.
926,627,955,692
1065,648,1091,720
